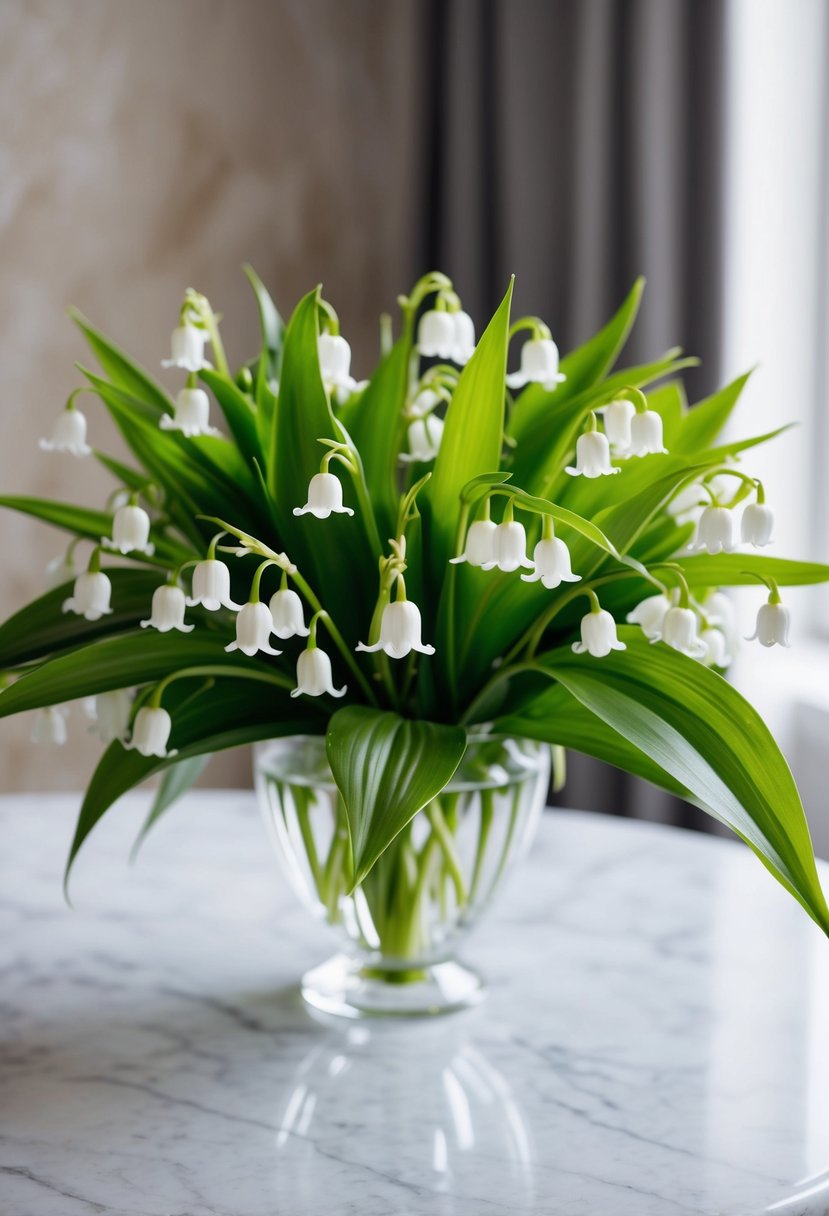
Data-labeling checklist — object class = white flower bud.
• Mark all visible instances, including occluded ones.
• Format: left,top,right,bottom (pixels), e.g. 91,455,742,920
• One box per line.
141,584,193,634
39,408,91,457
450,519,498,567
747,601,791,648
62,571,113,621
159,388,219,438
566,430,620,478
161,324,210,372
293,472,354,519
290,647,347,698
269,588,310,639
572,608,626,658
225,601,282,658
125,706,177,758
506,338,566,392
521,537,581,589
357,600,435,660
104,505,154,556
741,502,774,547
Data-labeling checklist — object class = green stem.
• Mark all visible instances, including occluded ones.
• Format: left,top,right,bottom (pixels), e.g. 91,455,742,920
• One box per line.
469,788,495,904
426,800,467,905
289,570,379,707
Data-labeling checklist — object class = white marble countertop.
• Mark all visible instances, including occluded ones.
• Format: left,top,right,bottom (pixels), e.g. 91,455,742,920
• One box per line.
2,791,829,1216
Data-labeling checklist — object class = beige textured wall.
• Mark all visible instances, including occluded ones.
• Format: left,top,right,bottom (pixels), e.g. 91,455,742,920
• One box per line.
0,0,419,791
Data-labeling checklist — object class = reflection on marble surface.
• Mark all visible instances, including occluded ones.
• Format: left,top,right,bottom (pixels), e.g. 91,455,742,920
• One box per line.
2,791,829,1215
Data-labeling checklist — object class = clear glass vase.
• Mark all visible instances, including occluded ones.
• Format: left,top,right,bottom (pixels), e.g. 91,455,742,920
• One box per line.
254,733,550,1019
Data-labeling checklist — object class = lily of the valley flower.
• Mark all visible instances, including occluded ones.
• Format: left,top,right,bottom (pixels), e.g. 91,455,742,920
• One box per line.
572,592,626,657
693,505,735,554
294,471,354,519
700,626,731,668
141,583,193,633
45,545,82,590
39,405,91,457
506,338,566,392
226,560,283,657
187,558,242,611
86,689,133,743
159,387,219,438
291,613,346,698
269,573,310,639
357,578,435,659
705,591,738,658
741,501,774,547
602,399,636,450
416,306,475,364
450,517,498,567
566,414,619,478
626,592,672,640
31,706,69,745
627,409,668,456
125,706,177,758
63,552,112,621
451,310,476,363
318,333,366,404
521,518,580,589
747,578,790,647
401,413,444,463
161,324,210,372
103,502,154,556
655,605,707,658
482,505,534,573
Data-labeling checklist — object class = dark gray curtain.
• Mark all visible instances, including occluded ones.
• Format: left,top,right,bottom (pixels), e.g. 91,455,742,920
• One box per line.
415,0,727,827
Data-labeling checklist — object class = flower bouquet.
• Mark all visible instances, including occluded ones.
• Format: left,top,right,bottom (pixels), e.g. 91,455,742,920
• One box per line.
2,268,828,1016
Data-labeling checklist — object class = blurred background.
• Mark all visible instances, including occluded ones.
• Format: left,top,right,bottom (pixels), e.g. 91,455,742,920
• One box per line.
1,1,827,847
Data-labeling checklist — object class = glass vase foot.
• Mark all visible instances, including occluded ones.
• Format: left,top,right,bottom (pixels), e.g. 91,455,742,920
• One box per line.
301,952,484,1019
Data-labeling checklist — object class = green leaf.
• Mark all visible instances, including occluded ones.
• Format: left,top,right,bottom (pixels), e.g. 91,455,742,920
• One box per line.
69,307,173,414
538,629,829,934
0,569,163,667
0,632,266,718
326,706,467,886
673,371,753,454
423,280,514,589
346,336,411,538
243,263,285,380
93,451,149,493
0,495,186,565
199,369,262,465
678,554,829,587
66,679,320,884
132,754,211,855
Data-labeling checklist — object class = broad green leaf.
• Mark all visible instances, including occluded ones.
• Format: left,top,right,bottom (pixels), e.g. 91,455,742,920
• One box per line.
508,277,645,446
93,451,149,493
326,706,467,886
423,281,513,590
69,307,173,414
0,632,273,718
539,630,829,934
0,495,186,565
346,336,412,538
132,754,211,855
0,569,163,667
673,371,753,454
677,554,829,587
199,369,262,465
66,679,320,883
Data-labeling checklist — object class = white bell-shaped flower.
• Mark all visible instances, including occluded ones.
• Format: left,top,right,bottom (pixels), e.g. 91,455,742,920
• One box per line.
566,428,620,478
86,689,133,743
700,626,731,668
161,324,210,372
39,408,91,457
141,584,193,634
626,410,668,456
451,311,476,364
693,505,735,554
450,518,498,567
290,646,346,699
521,536,581,589
506,338,566,392
159,388,219,438
225,601,283,657
357,594,435,660
409,388,441,418
626,592,672,640
654,606,707,658
401,414,444,463
416,310,456,359
741,502,774,547
602,399,636,450
705,591,738,658
187,559,242,611
747,600,791,648
269,587,310,639
318,333,366,404
294,471,354,519
63,570,112,621
104,504,154,556
125,706,177,758
482,519,534,573
572,603,626,658
31,706,69,746
46,550,81,590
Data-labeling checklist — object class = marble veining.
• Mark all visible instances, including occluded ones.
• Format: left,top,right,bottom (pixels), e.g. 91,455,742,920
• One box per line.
2,791,829,1215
